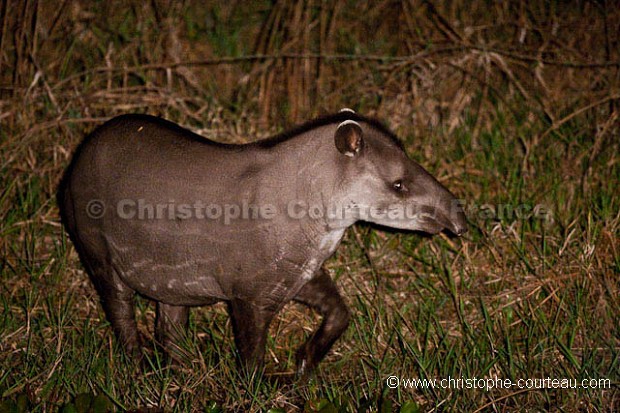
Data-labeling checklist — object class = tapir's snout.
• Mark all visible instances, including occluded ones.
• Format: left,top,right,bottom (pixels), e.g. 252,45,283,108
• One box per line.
448,203,468,236
413,198,467,236
411,168,468,237
434,193,468,236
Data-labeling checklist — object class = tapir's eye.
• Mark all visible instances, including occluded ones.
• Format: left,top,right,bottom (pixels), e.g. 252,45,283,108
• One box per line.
392,180,407,193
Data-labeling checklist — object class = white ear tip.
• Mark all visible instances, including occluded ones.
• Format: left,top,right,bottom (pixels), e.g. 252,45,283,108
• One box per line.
339,108,356,113
337,119,361,129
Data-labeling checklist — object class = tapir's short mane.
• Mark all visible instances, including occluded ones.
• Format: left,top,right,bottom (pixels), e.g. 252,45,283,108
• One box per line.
256,112,405,151
76,112,405,151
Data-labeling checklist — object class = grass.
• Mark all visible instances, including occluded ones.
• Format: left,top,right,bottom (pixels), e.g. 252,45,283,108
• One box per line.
1,1,619,412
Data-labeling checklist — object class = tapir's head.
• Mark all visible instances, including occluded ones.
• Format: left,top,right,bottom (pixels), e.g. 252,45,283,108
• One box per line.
332,112,467,236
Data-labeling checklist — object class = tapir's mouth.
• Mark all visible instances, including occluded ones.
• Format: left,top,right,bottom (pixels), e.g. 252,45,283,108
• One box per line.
416,208,467,236
415,215,445,234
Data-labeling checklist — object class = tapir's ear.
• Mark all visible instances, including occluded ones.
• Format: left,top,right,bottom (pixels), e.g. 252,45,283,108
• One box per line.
335,120,364,157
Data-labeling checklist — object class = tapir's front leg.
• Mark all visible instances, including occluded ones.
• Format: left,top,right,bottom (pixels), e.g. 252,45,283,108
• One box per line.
228,299,276,373
293,268,350,377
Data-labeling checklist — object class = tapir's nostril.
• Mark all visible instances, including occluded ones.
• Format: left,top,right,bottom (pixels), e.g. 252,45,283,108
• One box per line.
451,204,468,236
453,215,468,236
454,225,467,236
451,213,468,236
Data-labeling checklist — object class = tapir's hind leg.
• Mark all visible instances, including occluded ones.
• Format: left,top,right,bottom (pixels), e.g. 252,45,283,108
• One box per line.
293,268,350,377
89,272,140,355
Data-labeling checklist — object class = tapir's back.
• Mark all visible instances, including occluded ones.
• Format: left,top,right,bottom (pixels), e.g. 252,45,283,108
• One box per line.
64,115,263,215
68,114,239,190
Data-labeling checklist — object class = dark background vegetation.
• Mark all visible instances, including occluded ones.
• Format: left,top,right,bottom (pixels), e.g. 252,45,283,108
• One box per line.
1,0,618,411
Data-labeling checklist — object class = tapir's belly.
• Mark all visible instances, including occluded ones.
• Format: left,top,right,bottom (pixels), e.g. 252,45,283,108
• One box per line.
113,252,229,305
99,222,323,307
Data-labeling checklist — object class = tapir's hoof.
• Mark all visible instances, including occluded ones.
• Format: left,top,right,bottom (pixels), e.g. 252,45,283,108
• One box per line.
296,366,317,385
295,352,318,383
119,339,144,365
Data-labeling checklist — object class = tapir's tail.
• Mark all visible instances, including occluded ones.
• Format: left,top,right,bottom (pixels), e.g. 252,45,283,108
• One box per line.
57,163,78,243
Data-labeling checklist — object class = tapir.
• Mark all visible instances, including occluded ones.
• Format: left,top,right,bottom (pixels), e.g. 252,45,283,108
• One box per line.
58,109,467,376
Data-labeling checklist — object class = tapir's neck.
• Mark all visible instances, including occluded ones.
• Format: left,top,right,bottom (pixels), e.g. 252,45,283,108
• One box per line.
259,125,357,232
